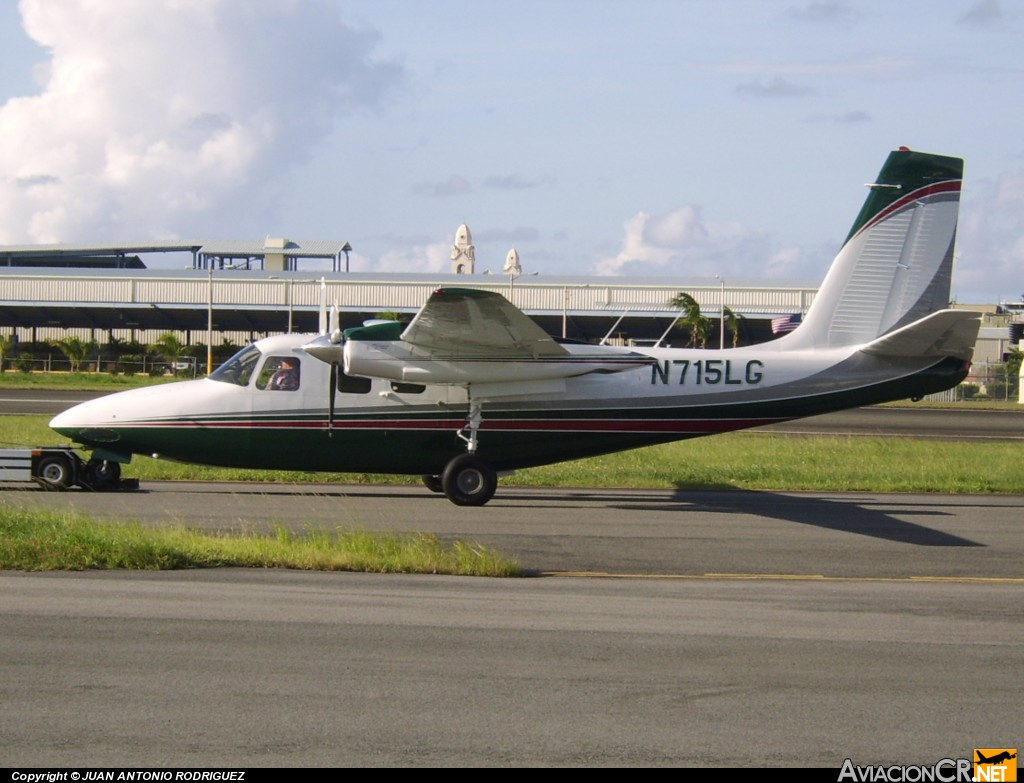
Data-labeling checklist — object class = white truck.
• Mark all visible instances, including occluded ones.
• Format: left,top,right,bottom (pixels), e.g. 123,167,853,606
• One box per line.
0,447,137,491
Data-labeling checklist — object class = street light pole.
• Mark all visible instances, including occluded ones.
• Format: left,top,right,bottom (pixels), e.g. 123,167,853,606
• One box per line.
716,275,725,350
206,263,214,376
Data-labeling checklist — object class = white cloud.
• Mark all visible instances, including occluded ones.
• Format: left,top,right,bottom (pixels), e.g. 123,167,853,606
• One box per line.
0,0,402,243
594,206,707,276
955,170,1024,303
373,240,453,274
594,202,840,283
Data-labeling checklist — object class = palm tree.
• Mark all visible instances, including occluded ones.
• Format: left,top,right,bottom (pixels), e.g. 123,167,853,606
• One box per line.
152,332,186,376
53,336,95,373
0,332,14,372
668,292,713,348
723,306,744,348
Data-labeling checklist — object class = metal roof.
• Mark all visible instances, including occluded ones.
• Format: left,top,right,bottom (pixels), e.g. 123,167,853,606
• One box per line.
0,239,348,257
196,239,349,258
0,241,203,256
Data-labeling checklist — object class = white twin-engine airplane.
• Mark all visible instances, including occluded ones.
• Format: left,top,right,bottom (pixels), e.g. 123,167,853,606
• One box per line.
51,148,980,505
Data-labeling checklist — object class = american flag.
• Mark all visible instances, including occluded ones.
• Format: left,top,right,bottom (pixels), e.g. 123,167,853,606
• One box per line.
771,314,802,334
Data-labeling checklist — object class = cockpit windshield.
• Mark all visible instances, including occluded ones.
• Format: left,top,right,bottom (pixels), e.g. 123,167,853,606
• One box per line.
209,344,261,386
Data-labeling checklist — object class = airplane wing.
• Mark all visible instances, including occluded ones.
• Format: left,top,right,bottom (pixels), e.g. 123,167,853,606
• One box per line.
305,287,651,387
400,287,567,359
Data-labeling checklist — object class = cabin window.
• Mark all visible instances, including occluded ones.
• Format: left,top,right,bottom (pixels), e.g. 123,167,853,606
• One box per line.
209,344,261,387
256,356,301,391
390,381,425,394
337,365,371,394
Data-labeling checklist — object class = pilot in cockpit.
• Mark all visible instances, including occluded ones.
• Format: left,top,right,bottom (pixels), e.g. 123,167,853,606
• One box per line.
267,357,300,391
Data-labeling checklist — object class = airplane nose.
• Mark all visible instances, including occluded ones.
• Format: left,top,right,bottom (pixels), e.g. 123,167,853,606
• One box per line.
50,407,79,433
49,397,122,444
50,403,92,440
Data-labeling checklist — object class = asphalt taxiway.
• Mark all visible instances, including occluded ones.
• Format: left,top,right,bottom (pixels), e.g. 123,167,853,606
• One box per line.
1,390,1022,766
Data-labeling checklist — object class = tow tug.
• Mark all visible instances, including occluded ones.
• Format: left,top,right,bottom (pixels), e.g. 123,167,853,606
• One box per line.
0,446,139,491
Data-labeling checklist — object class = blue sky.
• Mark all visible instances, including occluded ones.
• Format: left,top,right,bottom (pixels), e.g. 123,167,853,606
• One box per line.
1,0,1021,304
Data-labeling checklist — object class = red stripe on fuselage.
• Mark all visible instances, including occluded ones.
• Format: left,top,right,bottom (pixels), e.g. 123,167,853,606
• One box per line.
109,416,782,434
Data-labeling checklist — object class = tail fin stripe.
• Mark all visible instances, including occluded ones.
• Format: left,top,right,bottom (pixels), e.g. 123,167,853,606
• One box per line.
854,180,961,240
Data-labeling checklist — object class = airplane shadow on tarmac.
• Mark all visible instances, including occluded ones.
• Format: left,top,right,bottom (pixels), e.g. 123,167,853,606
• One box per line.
608,489,984,547
167,483,984,549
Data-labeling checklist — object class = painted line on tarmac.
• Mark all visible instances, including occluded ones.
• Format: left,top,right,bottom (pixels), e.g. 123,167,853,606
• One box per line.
541,571,1024,584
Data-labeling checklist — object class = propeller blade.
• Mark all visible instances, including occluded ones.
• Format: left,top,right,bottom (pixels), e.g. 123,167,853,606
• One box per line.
328,362,338,437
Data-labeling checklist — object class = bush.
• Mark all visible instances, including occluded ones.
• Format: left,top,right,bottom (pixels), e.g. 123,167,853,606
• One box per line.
119,354,141,376
14,353,34,373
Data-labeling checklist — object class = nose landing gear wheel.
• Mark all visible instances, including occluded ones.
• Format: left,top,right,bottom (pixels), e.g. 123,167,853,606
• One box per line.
85,458,121,490
422,474,443,493
441,454,497,506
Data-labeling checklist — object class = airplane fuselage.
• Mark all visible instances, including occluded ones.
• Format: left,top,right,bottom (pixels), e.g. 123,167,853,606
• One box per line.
50,332,968,476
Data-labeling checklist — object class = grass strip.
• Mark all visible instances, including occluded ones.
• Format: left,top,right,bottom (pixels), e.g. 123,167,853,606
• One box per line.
0,506,521,576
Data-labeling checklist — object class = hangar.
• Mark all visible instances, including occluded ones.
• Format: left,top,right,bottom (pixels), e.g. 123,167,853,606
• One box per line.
0,238,817,349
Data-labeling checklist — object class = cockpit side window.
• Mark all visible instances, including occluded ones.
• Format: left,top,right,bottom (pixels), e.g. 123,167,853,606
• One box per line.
209,344,261,387
257,356,301,391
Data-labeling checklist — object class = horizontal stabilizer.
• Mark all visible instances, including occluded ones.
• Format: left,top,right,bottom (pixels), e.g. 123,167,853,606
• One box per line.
860,309,980,361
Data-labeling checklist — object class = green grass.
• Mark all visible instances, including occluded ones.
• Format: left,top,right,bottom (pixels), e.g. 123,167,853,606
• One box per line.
0,370,179,390
0,506,521,575
504,434,1024,494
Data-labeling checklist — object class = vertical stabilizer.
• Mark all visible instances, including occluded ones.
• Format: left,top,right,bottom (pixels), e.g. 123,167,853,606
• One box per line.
783,148,963,349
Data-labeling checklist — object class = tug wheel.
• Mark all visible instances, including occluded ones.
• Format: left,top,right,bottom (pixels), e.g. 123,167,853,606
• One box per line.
441,454,497,507
36,455,73,489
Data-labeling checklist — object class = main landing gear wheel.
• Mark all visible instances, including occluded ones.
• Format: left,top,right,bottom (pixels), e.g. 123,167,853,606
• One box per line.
36,455,73,489
441,454,497,507
422,474,443,493
85,458,121,490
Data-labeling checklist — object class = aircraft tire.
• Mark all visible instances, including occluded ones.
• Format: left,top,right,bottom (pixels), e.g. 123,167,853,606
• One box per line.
36,455,73,489
422,474,444,493
441,454,497,506
85,458,121,489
